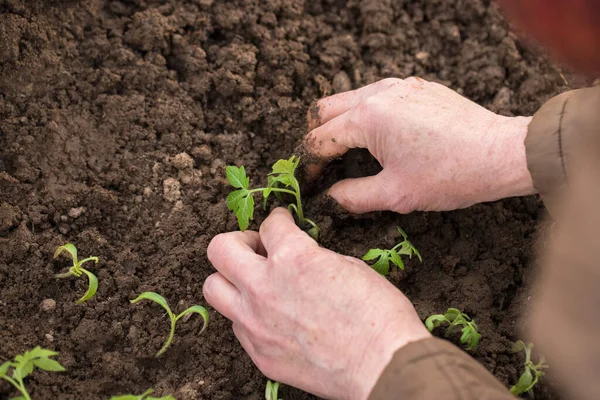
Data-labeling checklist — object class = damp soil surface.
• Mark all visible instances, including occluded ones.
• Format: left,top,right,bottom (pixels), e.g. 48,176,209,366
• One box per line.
0,0,573,398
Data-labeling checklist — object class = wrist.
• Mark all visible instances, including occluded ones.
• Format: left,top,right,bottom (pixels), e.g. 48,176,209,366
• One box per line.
476,115,536,203
348,303,431,400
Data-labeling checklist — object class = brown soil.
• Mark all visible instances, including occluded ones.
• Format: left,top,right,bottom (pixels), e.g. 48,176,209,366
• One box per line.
0,0,573,399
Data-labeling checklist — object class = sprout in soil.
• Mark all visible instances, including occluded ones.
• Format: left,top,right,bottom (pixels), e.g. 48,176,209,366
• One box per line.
510,341,549,397
54,243,99,304
110,388,176,400
362,227,422,275
0,347,65,400
130,292,209,357
265,380,281,400
226,156,320,240
425,308,481,351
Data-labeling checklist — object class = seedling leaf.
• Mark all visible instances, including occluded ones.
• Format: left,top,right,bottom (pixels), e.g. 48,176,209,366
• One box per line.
76,269,98,304
362,249,386,261
265,380,281,400
54,243,78,263
226,166,249,189
33,358,66,372
130,292,173,318
131,292,209,357
425,315,447,331
425,309,480,351
176,305,210,333
110,388,177,400
363,227,421,275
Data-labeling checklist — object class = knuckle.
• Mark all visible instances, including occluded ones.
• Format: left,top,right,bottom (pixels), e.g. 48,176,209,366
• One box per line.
207,234,228,262
378,77,402,88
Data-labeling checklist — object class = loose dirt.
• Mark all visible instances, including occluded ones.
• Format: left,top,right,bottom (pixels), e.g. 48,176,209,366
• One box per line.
1,0,571,398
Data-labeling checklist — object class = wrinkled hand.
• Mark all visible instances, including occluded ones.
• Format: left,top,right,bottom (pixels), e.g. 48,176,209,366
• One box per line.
304,77,535,214
204,208,430,400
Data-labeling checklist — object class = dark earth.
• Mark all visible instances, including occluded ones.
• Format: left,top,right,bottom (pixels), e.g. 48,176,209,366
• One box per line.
0,0,580,398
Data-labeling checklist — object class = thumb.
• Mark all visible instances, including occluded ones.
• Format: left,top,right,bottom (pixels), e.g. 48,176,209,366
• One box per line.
328,172,398,214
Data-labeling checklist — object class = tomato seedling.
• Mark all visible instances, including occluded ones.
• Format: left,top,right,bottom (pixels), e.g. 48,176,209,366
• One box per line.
265,380,281,400
510,341,549,397
425,308,481,351
130,292,209,357
226,156,320,240
54,243,99,304
0,347,65,400
362,227,422,275
111,388,176,400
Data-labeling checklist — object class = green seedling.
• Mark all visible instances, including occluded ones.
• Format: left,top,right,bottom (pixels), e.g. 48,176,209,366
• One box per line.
510,341,549,397
425,308,481,351
265,380,281,400
0,347,65,400
226,156,320,240
130,292,209,357
362,227,422,275
54,243,99,304
110,388,176,400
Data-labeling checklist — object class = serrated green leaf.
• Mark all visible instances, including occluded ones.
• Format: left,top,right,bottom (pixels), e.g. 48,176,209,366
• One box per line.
271,156,298,175
76,268,98,304
226,189,246,211
33,358,65,372
389,249,405,270
54,243,78,264
362,249,386,261
236,194,255,231
226,166,249,189
176,305,210,333
371,254,390,275
130,292,173,319
27,347,58,359
425,315,447,332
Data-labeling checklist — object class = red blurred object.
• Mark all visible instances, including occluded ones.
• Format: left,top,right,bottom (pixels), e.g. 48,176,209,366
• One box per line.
500,0,600,75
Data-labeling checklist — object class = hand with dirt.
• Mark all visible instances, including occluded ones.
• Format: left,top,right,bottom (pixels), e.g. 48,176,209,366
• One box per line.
304,77,536,214
203,208,430,400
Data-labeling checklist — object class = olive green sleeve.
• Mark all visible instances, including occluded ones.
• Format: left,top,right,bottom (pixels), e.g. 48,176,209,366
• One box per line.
368,338,513,400
525,86,600,213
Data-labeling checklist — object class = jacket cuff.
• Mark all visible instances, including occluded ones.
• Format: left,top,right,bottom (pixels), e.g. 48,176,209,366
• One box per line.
368,338,510,400
526,86,600,213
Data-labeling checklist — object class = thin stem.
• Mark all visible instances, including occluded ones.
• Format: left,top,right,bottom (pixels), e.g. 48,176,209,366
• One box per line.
248,188,297,197
156,317,177,357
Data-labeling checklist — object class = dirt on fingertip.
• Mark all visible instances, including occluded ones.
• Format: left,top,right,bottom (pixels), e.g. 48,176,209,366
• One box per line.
0,0,575,398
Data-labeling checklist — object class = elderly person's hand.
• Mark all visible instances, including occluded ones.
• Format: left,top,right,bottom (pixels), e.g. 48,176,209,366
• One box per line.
305,77,535,214
203,208,430,400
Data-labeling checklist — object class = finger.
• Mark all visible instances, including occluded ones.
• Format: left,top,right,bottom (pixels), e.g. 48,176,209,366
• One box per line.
329,171,398,214
207,231,266,287
203,272,242,322
259,208,313,254
307,79,396,131
304,110,369,161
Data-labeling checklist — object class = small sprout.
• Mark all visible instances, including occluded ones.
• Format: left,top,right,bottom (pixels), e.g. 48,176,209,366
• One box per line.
110,388,176,400
130,292,209,357
265,380,281,400
425,308,481,351
226,156,320,240
362,227,422,275
54,243,99,304
0,346,66,400
510,341,549,397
